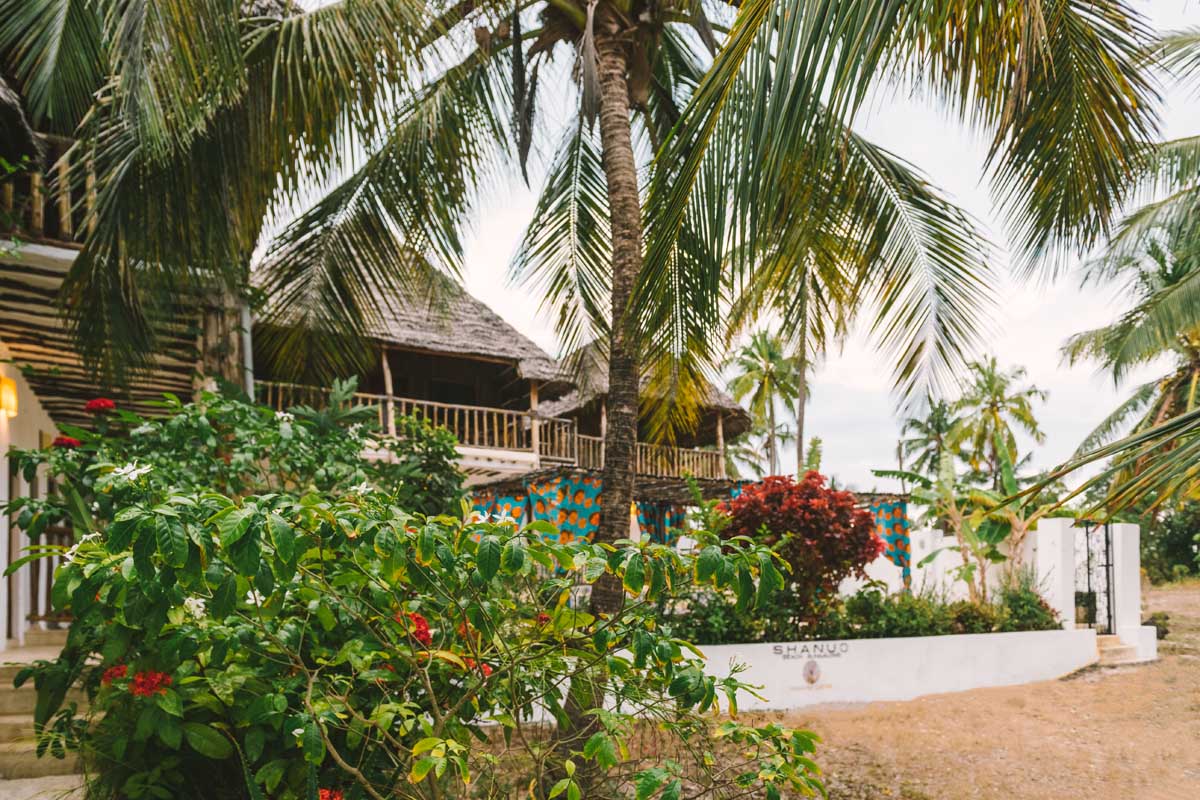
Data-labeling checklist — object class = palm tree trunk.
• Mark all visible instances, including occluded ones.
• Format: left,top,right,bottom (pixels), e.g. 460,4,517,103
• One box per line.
768,400,778,475
590,7,641,617
796,367,807,475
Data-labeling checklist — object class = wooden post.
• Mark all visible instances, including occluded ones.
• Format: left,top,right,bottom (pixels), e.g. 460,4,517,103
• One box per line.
716,412,725,454
85,156,97,235
29,172,44,235
380,349,396,436
529,382,540,460
56,158,72,239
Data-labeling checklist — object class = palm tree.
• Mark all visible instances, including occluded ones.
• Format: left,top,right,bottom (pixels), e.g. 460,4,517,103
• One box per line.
1062,232,1200,481
723,419,796,479
951,357,1046,490
1,0,1162,588
900,399,963,478
1031,31,1200,513
637,0,1158,445
726,331,800,475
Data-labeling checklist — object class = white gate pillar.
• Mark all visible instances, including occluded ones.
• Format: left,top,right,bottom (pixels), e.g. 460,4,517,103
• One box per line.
1027,518,1076,629
1110,523,1157,660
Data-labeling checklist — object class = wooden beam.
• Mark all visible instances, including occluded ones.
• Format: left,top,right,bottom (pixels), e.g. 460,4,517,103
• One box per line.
381,349,396,436
529,381,540,461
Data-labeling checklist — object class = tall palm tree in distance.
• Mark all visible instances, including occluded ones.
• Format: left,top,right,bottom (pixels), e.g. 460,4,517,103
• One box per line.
726,331,800,476
900,399,963,478
951,357,1046,489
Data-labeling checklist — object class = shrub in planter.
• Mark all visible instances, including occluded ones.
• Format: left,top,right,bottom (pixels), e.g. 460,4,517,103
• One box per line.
997,585,1059,632
6,392,823,800
720,473,882,630
947,600,1005,634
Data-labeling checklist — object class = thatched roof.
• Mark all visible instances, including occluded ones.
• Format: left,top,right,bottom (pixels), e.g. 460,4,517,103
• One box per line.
0,77,40,165
359,279,568,388
539,341,752,439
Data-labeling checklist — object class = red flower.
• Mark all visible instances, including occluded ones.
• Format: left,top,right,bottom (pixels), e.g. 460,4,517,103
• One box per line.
536,612,551,626
129,671,172,697
84,398,116,413
463,658,493,677
319,791,344,800
100,664,127,686
51,436,82,449
395,610,432,647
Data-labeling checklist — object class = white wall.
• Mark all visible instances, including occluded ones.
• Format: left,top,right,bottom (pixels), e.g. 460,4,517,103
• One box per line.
702,629,1098,710
0,339,59,649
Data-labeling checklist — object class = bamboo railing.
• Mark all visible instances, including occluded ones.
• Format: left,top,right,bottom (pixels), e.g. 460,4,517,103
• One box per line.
1,136,91,247
257,381,725,479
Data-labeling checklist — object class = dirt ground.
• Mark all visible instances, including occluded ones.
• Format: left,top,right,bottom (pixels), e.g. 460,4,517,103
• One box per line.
764,581,1200,800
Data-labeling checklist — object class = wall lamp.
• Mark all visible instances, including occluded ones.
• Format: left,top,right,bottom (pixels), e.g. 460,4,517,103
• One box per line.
0,376,17,418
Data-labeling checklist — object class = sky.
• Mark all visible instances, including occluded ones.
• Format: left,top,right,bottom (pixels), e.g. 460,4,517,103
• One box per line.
456,0,1200,491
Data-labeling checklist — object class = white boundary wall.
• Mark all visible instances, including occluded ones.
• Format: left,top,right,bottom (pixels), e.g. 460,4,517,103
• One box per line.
701,628,1099,710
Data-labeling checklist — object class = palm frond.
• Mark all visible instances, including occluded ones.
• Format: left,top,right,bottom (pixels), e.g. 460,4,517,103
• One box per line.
255,46,512,382
1074,379,1158,454
0,0,104,134
510,119,611,360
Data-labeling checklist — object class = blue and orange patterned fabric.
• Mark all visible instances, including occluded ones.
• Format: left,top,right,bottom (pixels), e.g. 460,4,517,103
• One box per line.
869,499,912,590
635,501,687,544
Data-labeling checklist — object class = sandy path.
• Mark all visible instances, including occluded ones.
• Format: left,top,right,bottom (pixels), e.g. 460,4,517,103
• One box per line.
766,581,1200,799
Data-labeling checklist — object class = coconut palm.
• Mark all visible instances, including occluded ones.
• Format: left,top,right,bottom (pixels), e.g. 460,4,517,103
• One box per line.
900,399,964,479
726,331,800,475
1065,235,1200,455
638,0,1159,438
723,419,796,479
950,357,1046,490
1036,30,1200,512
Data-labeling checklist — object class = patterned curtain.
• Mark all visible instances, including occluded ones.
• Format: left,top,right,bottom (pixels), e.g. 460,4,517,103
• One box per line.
868,500,912,590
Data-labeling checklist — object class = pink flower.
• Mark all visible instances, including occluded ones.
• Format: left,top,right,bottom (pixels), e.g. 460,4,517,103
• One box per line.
84,398,116,414
319,790,344,800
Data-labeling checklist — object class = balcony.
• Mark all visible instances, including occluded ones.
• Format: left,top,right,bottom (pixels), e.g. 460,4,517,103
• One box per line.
257,381,726,481
2,135,90,249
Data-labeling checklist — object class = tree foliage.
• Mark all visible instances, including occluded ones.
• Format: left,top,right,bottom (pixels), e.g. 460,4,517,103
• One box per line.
719,473,881,625
4,391,824,800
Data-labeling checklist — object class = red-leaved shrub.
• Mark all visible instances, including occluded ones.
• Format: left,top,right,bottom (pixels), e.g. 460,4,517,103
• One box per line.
721,472,882,625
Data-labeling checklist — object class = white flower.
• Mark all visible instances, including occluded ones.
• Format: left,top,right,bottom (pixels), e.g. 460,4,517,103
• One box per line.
183,597,207,619
64,533,101,564
348,423,363,437
292,728,305,738
112,462,152,481
91,502,101,513
131,424,155,436
349,481,372,495
245,589,264,606
276,411,295,423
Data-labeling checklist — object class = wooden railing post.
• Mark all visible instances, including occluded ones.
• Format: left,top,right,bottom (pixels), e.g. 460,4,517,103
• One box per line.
29,171,44,235
380,350,396,437
529,382,540,458
56,158,72,239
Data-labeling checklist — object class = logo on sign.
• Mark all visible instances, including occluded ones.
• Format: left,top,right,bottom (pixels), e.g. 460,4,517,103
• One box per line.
802,659,820,685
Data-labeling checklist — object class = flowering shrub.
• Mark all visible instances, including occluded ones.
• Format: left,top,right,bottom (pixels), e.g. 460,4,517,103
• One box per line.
721,472,882,627
84,397,117,414
7,388,823,800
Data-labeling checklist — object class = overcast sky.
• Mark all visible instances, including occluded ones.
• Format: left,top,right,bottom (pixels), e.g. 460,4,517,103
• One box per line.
457,1,1200,490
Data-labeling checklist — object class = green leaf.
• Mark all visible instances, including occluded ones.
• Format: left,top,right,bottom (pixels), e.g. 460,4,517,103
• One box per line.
214,507,255,548
245,727,265,763
410,757,436,783
301,723,324,764
267,513,296,564
583,732,620,768
695,546,722,585
500,539,525,573
156,518,188,568
255,759,287,793
183,722,233,760
155,689,183,718
476,536,501,581
623,553,646,596
211,575,238,619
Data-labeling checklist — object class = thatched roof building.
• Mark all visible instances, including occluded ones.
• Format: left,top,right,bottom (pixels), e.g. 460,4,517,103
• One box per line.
540,341,751,448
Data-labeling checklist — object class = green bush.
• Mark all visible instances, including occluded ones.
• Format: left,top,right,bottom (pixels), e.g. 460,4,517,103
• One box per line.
669,582,1062,644
5,388,823,800
997,585,1060,632
1142,502,1200,583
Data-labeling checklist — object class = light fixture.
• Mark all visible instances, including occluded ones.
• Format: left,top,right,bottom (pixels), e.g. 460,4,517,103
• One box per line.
0,376,17,418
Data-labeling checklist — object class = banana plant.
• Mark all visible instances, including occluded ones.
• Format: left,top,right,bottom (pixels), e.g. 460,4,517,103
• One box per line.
875,450,1007,603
